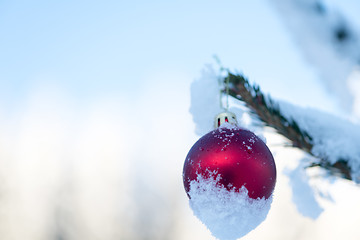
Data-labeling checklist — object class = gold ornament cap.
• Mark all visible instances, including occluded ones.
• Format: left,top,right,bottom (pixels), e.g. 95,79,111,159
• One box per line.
214,111,238,128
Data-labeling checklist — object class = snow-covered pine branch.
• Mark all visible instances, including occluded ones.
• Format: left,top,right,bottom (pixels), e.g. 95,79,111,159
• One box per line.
225,71,360,183
270,0,360,117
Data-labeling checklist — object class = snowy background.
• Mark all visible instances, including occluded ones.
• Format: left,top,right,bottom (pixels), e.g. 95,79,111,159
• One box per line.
0,0,360,239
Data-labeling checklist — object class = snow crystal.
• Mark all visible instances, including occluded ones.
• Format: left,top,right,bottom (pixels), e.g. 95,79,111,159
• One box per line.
188,174,272,240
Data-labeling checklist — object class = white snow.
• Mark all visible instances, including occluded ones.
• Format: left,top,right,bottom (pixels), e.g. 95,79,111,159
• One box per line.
190,66,266,140
190,64,360,233
284,160,324,219
188,173,272,240
191,65,360,183
190,65,223,136
270,0,360,117
278,100,360,182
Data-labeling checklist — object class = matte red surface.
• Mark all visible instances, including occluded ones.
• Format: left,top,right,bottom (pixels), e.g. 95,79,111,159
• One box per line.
183,127,276,199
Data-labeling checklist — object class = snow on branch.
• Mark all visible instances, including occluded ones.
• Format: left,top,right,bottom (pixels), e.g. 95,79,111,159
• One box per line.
225,71,360,183
270,0,360,114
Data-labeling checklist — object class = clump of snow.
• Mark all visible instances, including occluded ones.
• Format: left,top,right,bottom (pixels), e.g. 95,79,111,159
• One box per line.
271,0,360,114
284,160,324,219
278,101,360,182
190,65,222,136
190,67,267,143
188,174,273,240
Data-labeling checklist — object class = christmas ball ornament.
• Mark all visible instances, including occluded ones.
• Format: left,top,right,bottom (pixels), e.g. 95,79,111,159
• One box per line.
183,112,277,239
183,112,276,200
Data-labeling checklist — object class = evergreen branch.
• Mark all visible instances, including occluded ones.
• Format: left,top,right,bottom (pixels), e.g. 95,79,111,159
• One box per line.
224,72,353,181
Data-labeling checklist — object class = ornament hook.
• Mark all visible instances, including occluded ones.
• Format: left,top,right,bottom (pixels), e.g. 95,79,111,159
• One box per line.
219,75,230,111
215,74,238,128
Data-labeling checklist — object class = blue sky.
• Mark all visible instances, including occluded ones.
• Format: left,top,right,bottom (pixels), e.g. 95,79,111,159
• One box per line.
0,0,340,113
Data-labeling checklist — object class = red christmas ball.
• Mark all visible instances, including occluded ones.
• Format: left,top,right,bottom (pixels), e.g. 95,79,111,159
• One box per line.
183,125,276,199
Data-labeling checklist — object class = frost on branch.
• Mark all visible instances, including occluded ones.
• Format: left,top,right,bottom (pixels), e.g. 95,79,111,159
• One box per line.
188,174,272,240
